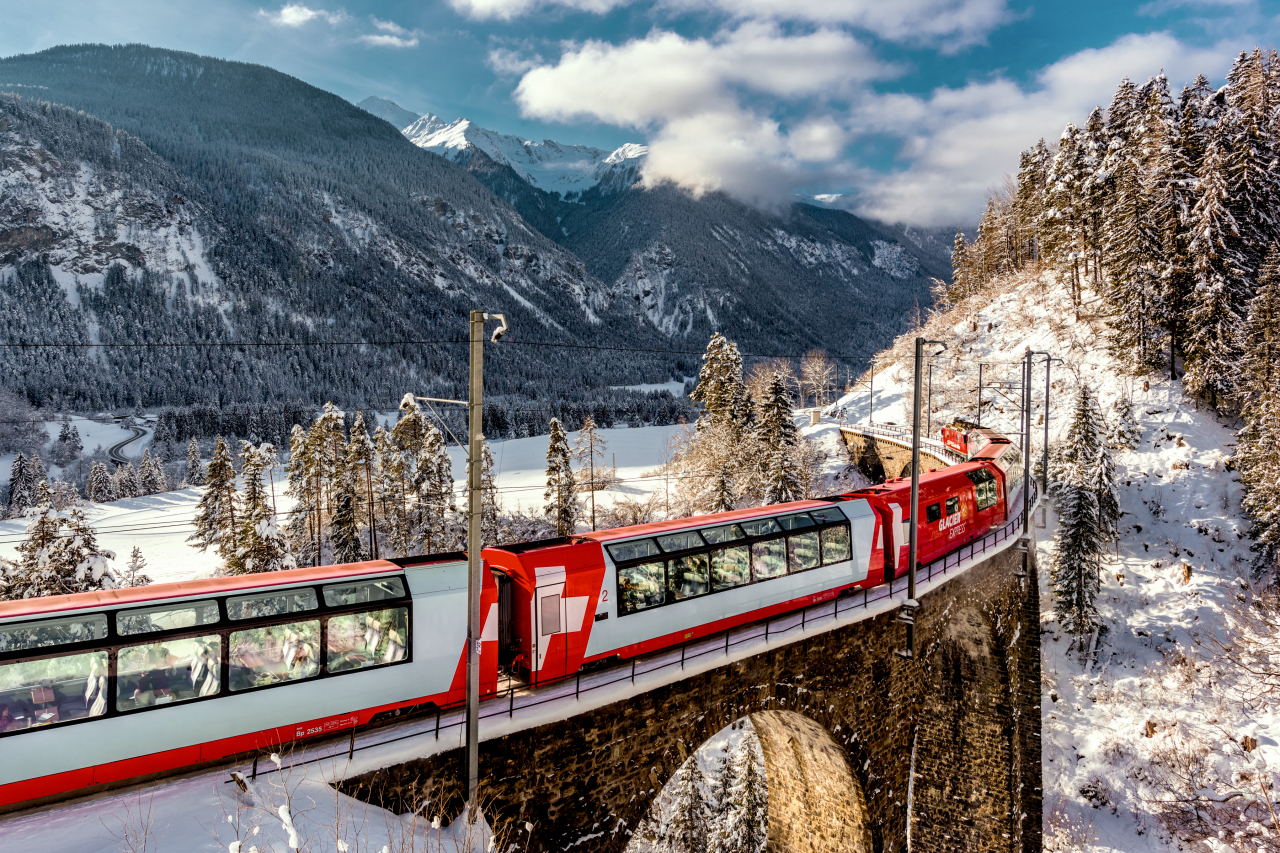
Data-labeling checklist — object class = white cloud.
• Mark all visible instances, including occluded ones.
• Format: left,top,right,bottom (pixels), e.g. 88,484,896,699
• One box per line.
488,47,543,76
261,3,347,27
451,0,1013,49
851,32,1236,226
371,17,412,35
511,23,884,205
358,33,419,48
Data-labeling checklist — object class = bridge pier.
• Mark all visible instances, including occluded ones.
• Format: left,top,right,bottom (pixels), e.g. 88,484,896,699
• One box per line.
342,538,1041,853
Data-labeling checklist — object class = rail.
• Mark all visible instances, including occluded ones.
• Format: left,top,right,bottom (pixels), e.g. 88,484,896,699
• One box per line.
259,478,1041,779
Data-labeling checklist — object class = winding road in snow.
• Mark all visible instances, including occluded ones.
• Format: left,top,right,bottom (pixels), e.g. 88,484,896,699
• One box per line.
107,422,146,466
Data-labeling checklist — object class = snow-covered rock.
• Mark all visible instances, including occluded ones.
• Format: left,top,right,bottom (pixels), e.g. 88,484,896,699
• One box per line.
402,114,647,201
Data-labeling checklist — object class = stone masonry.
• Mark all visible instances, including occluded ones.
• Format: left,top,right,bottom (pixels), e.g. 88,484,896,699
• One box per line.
839,428,955,483
343,540,1042,853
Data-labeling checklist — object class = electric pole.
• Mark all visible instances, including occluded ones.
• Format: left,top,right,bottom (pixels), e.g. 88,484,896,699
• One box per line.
901,336,946,659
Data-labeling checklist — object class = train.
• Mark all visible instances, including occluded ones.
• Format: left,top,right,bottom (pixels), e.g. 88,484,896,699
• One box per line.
0,426,1024,812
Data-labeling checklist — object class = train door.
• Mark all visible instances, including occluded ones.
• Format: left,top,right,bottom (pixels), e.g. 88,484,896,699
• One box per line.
888,502,906,578
533,578,568,684
493,570,515,673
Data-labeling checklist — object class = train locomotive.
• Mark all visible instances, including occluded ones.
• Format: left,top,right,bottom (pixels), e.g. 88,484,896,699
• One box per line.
0,427,1023,811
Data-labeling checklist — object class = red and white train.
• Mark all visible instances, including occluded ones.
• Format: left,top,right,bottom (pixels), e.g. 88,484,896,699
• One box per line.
0,427,1023,812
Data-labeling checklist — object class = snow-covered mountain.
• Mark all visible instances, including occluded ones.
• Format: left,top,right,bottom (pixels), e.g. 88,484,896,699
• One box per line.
355,96,420,130
402,113,647,201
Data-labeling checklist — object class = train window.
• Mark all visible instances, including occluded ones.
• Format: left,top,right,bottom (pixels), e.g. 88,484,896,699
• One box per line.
227,589,319,621
787,532,820,572
711,546,750,590
945,496,960,516
808,506,846,525
925,503,943,523
327,607,409,673
751,539,787,580
228,620,321,691
777,513,816,531
117,601,220,637
667,553,710,600
821,526,852,564
607,539,661,564
980,480,998,510
0,614,108,654
117,635,221,711
618,560,665,614
657,531,706,554
0,651,109,732
322,578,405,608
701,524,746,545
741,518,781,538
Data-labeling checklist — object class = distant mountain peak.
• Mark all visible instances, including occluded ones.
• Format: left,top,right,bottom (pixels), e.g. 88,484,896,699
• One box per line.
402,114,647,201
355,96,421,130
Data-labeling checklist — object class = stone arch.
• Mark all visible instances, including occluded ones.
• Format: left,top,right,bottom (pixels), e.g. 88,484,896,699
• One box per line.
748,710,873,853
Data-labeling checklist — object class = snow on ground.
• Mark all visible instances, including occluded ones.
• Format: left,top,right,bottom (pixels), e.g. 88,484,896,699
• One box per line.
846,266,1263,851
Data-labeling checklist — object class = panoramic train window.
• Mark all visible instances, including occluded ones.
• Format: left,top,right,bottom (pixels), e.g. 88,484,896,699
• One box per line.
618,560,665,613
711,545,750,590
945,496,960,516
322,578,405,608
657,530,705,554
117,635,221,711
0,614,108,654
741,518,781,538
821,526,852,564
0,650,108,731
701,523,745,545
751,539,787,580
787,531,820,572
967,469,998,511
925,503,943,523
327,607,409,673
808,506,846,525
117,601,220,637
227,589,319,621
228,620,321,691
777,513,816,531
607,539,661,564
667,553,710,600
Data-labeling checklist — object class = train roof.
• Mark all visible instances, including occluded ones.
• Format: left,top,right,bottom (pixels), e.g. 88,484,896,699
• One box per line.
0,554,462,622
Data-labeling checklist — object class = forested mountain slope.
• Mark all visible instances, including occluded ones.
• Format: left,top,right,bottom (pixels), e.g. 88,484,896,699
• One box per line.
0,45,678,410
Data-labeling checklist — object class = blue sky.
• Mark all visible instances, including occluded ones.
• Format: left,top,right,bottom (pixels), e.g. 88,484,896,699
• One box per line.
3,0,1278,225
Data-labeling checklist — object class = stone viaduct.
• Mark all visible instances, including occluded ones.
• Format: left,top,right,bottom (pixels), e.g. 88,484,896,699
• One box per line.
839,426,959,482
344,461,1044,853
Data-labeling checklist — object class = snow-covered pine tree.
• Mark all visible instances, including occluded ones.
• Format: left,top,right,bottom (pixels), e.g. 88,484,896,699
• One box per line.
51,420,82,467
691,333,748,431
119,545,152,588
1050,387,1108,642
481,441,501,546
544,417,578,537
187,435,237,563
345,411,379,559
1090,444,1121,540
1224,50,1279,273
704,744,735,853
758,374,802,505
1185,130,1250,411
416,424,456,554
85,461,114,503
948,230,972,303
1149,82,1199,379
6,452,29,518
1238,247,1280,573
718,731,768,853
186,437,204,486
712,467,736,513
5,502,117,599
373,425,409,558
1241,245,1280,410
139,449,167,494
1110,397,1143,451
112,461,141,499
1041,124,1088,304
662,758,710,853
284,424,323,566
329,488,365,564
574,415,607,530
229,443,294,575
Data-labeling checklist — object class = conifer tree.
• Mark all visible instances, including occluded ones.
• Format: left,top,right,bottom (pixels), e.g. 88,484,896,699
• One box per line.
86,461,114,503
691,333,748,431
1050,387,1108,642
758,374,801,505
228,442,294,574
721,732,768,853
373,425,409,557
112,461,140,500
51,420,83,466
185,437,204,486
119,546,152,588
6,452,29,518
1240,246,1280,410
712,467,736,513
663,758,709,853
574,415,607,530
5,502,117,599
346,411,378,559
188,435,237,562
416,424,456,554
1110,398,1143,451
544,418,578,536
330,488,365,564
139,449,167,494
948,231,972,303
284,424,323,566
481,441,501,545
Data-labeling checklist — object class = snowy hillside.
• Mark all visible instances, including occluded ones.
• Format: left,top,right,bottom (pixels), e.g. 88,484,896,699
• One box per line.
833,268,1271,852
402,113,647,201
355,95,420,129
